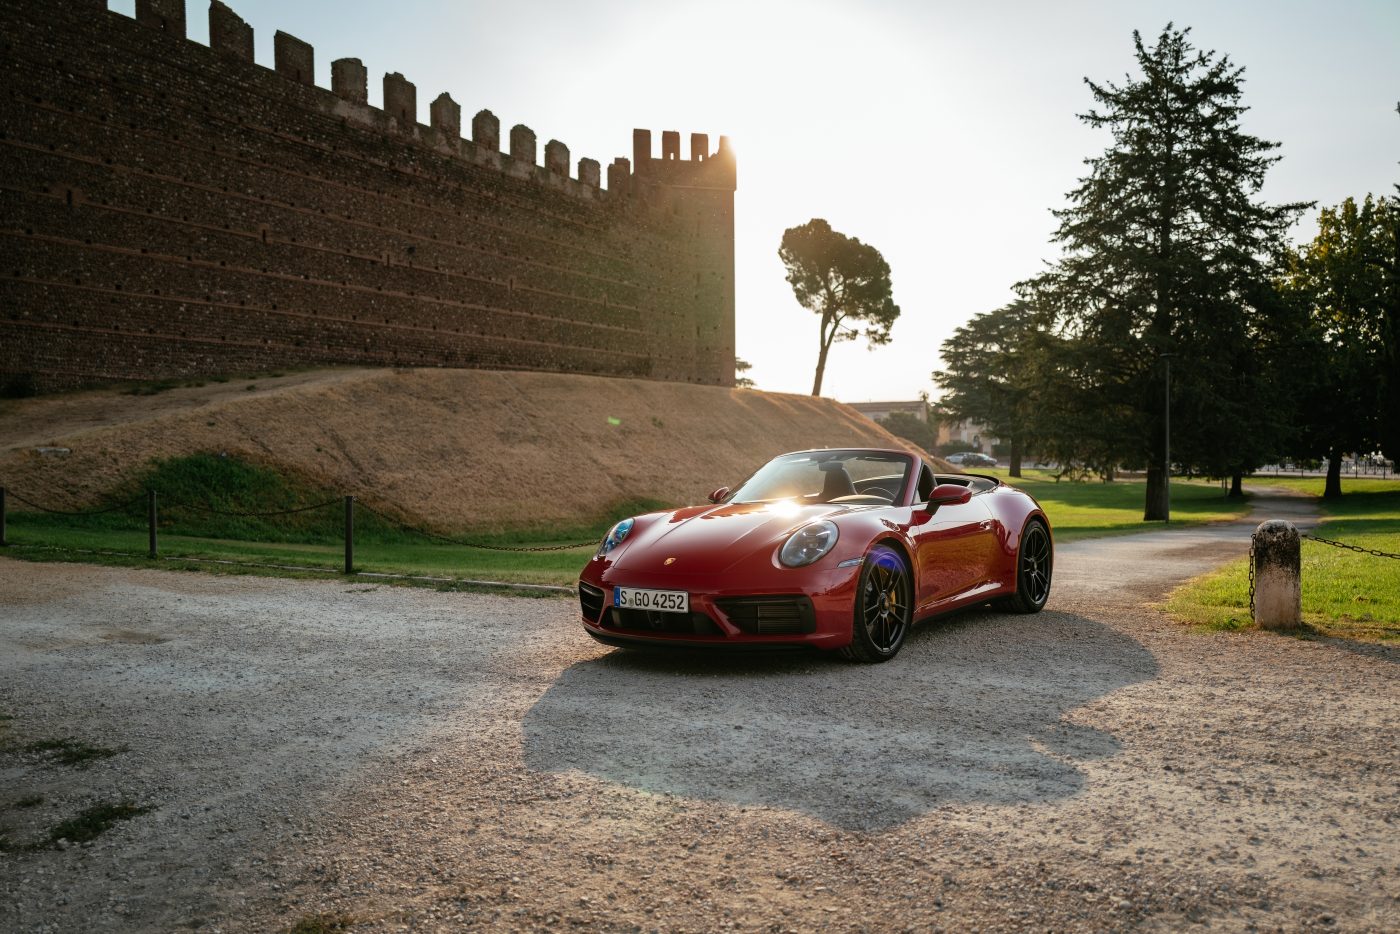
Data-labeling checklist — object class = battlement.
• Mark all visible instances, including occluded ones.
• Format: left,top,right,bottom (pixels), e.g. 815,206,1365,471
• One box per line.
134,0,184,38
631,129,738,191
80,0,733,202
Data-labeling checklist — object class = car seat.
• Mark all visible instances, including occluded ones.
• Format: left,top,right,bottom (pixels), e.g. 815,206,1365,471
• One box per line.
819,466,856,502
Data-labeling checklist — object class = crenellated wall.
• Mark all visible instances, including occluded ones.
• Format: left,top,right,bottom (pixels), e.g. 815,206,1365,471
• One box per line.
0,0,737,393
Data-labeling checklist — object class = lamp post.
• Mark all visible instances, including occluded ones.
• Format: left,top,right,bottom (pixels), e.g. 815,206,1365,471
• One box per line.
1162,353,1176,524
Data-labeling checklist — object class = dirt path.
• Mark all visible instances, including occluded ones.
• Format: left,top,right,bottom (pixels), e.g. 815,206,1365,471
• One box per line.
0,492,1395,932
1055,484,1321,605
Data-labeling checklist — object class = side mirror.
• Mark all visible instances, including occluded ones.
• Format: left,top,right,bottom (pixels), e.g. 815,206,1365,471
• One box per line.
928,483,972,507
708,486,730,504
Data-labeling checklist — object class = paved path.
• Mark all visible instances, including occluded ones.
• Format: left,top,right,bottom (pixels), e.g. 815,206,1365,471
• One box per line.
1055,486,1320,607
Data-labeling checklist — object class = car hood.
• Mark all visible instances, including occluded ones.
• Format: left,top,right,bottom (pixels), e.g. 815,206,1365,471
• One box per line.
610,501,860,575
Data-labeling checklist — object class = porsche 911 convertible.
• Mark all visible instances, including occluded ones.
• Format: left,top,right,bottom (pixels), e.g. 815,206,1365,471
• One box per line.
576,448,1052,662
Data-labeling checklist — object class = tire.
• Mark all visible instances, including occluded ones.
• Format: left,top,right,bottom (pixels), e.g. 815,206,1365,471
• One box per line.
1000,519,1052,613
841,544,913,663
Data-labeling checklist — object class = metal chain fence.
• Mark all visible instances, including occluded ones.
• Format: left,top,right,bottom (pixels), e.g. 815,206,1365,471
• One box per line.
1248,531,1400,614
1247,540,1256,613
353,500,597,552
1301,533,1400,560
4,489,147,516
164,497,344,518
0,485,598,589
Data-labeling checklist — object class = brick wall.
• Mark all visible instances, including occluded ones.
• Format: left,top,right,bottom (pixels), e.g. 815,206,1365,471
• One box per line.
0,0,737,392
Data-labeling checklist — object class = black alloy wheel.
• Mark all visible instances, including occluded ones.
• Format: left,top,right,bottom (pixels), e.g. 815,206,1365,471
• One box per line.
1002,519,1052,613
842,544,912,663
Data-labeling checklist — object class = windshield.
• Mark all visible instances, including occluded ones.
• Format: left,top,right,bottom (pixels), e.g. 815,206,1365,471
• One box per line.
728,451,913,505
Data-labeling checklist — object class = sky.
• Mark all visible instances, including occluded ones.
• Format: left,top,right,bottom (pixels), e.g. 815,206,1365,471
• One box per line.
111,1,1400,403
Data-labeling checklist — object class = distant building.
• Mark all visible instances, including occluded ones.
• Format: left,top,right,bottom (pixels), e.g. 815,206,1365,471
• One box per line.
935,417,999,454
845,400,931,423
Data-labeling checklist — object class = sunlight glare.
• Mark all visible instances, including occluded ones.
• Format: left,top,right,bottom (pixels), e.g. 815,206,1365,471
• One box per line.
765,499,802,518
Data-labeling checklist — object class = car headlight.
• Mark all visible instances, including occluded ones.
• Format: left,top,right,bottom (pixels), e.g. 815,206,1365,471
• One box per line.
597,517,635,556
779,520,838,567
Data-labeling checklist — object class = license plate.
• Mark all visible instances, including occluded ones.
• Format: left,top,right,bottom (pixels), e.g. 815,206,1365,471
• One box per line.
613,587,689,614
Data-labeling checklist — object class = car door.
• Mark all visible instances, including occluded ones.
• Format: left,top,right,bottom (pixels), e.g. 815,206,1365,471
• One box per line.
909,469,1000,610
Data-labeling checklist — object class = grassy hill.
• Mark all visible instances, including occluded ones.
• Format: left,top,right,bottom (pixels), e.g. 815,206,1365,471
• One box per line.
0,367,945,534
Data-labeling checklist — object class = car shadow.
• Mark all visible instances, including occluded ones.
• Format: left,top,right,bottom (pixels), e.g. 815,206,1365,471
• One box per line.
522,609,1159,830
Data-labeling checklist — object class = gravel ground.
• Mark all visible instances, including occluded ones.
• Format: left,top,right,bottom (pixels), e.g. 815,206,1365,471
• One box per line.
1,493,1396,932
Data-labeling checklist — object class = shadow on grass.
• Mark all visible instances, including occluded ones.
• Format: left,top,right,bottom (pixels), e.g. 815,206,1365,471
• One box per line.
522,609,1157,830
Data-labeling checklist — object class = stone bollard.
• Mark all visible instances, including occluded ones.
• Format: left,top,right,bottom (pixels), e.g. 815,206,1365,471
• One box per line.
1252,520,1301,629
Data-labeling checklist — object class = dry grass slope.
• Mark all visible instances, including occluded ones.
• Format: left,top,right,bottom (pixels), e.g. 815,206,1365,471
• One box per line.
0,368,948,532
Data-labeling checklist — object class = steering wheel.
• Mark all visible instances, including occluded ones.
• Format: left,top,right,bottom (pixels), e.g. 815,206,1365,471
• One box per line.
861,486,894,501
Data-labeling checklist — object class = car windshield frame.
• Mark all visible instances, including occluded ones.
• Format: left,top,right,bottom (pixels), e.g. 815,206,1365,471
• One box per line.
725,450,917,507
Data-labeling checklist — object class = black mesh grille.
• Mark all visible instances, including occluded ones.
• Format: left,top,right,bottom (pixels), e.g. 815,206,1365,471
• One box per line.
713,596,816,635
578,582,605,623
608,607,721,636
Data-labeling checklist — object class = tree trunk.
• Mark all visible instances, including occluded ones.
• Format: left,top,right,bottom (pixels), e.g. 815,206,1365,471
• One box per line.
1009,437,1022,478
810,339,831,396
1144,465,1169,520
1228,472,1244,498
1324,447,1343,499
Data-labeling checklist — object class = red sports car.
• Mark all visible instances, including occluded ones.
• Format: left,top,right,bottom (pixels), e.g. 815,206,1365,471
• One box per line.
577,448,1052,662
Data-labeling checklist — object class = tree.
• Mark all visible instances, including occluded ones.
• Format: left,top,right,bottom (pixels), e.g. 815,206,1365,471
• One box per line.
877,410,936,453
932,299,1050,477
1280,196,1397,497
1033,24,1306,519
778,219,900,397
734,358,756,389
1380,187,1400,463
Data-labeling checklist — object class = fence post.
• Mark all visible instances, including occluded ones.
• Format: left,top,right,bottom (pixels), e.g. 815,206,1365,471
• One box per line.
1,486,7,547
1252,520,1301,630
147,489,158,559
344,495,354,574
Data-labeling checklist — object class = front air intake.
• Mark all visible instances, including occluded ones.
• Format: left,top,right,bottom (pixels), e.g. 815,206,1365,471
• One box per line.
713,596,816,635
608,608,722,636
578,582,605,623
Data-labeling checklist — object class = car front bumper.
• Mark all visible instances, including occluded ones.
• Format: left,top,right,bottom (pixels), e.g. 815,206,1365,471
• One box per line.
577,559,862,651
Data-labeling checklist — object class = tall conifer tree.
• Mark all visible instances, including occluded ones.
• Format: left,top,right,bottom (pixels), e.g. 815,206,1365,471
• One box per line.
1035,25,1305,519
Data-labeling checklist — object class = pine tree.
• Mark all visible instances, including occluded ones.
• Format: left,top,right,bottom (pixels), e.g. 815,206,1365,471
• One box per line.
778,219,900,397
1036,25,1306,519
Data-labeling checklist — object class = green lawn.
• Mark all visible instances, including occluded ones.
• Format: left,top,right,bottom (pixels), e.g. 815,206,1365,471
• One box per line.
0,453,624,590
2,523,597,588
984,468,1250,541
1239,475,1400,497
1163,486,1400,642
